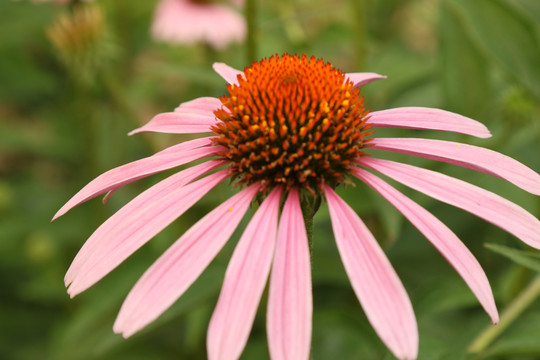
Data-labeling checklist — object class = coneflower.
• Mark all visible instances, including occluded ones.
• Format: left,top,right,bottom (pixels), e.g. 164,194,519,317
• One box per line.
54,54,540,360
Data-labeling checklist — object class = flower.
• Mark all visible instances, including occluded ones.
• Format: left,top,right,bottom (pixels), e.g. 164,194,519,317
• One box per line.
151,0,246,49
46,3,115,84
29,0,93,3
54,54,540,360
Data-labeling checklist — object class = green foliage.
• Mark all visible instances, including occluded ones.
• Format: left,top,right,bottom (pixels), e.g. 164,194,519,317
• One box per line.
486,244,540,273
452,0,540,101
1,0,539,359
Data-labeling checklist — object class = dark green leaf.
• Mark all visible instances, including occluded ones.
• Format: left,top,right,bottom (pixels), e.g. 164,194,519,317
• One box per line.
439,0,491,118
452,0,540,100
485,243,540,272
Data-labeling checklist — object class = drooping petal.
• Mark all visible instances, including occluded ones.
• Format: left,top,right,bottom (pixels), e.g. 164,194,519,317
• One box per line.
368,138,540,195
128,112,217,135
213,62,244,85
345,72,386,88
174,97,222,114
359,158,540,249
114,184,260,338
267,189,312,360
52,137,219,221
324,186,418,360
65,164,227,296
354,168,498,323
368,107,491,138
207,187,282,360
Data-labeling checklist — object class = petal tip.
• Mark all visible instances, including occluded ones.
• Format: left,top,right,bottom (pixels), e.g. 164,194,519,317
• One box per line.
112,322,125,336
127,128,141,136
480,129,492,139
52,207,67,222
67,288,77,299
113,320,136,339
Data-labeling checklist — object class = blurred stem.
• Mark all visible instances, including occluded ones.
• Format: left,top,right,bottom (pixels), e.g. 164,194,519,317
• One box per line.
468,274,540,354
204,43,218,64
100,73,156,152
278,1,305,44
72,81,107,228
349,0,367,71
246,0,257,64
184,305,211,359
69,0,84,11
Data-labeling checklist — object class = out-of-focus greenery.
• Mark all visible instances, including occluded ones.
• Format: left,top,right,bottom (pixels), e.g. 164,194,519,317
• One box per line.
1,0,540,359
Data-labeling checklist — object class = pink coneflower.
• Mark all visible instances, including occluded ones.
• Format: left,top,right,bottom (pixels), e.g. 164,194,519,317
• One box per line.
30,0,92,3
54,54,540,360
151,0,246,49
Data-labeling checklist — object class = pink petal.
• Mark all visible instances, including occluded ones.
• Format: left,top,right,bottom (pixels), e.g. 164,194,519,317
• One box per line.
113,184,260,338
345,72,387,88
359,158,540,249
66,164,227,296
207,187,282,360
155,136,215,156
52,138,219,221
267,189,312,360
213,62,244,85
128,112,217,135
324,186,418,360
368,107,492,138
101,136,216,203
174,97,222,114
354,168,498,323
369,138,540,195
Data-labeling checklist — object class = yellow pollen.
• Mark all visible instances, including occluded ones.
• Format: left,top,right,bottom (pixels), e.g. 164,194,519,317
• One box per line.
280,124,288,137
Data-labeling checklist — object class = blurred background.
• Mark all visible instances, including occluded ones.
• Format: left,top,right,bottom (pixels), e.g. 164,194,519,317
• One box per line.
1,0,540,359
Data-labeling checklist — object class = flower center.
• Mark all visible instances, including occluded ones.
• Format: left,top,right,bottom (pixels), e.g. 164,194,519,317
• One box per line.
212,54,372,193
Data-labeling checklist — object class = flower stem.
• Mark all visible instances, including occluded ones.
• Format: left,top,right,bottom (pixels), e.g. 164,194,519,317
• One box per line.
300,192,321,248
468,274,540,354
100,73,156,152
245,0,257,64
349,0,367,71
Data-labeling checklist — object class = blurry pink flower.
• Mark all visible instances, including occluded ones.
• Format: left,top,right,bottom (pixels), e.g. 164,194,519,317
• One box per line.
30,0,92,3
151,0,246,49
54,54,540,360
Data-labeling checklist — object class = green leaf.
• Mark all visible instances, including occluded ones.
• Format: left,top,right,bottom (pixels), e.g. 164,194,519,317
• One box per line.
485,243,540,272
439,0,491,118
452,0,540,100
509,0,540,24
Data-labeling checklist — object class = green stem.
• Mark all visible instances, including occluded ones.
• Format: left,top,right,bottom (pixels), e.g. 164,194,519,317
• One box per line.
69,0,83,12
71,80,107,228
349,0,367,71
300,192,321,248
245,0,257,64
468,274,540,354
100,73,156,153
